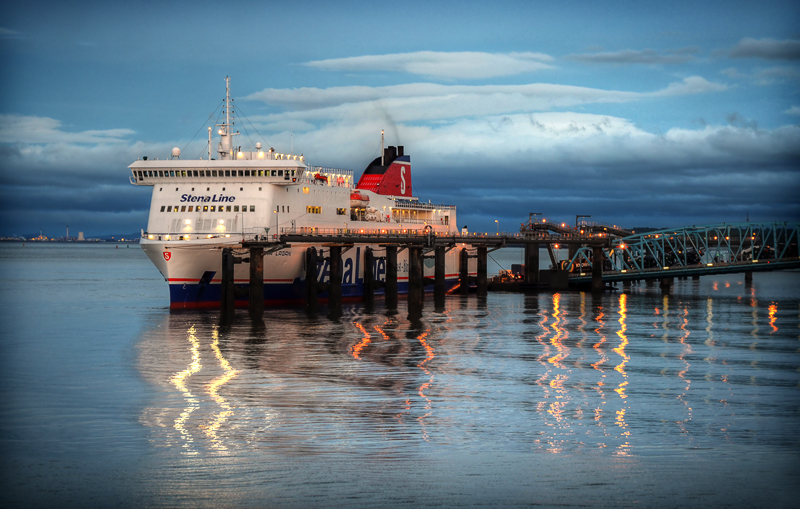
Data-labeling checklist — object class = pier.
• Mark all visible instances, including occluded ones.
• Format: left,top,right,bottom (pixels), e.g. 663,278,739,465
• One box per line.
219,220,800,317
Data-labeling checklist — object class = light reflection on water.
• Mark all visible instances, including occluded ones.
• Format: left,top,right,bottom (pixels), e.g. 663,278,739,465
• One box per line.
136,282,800,468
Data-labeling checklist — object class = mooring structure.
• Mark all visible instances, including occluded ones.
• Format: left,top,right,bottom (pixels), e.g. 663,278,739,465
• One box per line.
218,220,799,318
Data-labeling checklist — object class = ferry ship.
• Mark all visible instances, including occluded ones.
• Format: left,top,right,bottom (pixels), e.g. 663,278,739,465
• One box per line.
130,77,464,308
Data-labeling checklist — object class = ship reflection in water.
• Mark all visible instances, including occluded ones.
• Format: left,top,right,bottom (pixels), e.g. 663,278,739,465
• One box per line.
133,283,800,506
137,287,797,457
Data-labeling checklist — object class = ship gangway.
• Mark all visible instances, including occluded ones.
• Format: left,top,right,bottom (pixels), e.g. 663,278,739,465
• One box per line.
564,221,800,287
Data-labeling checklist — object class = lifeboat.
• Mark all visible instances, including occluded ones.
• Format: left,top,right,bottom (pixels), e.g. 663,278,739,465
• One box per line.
314,173,328,183
350,191,369,208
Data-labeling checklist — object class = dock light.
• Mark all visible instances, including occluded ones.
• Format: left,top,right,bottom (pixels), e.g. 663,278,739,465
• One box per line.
707,263,713,266
663,266,669,270
554,244,559,249
619,243,626,249
752,260,758,263
148,234,154,240
621,269,627,273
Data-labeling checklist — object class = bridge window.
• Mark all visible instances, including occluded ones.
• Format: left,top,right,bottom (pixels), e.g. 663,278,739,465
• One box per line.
203,205,208,212
303,187,309,194
193,170,198,177
238,170,243,177
241,206,247,213
234,205,239,212
250,205,255,212
167,206,172,212
188,206,193,212
180,206,186,212
306,206,321,214
160,206,165,212
210,206,216,212
337,208,346,215
212,170,217,177
174,206,179,212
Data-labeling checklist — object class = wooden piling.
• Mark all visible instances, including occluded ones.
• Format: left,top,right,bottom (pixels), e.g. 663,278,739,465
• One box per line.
385,245,398,310
248,246,264,316
305,247,318,313
476,245,488,296
524,243,539,285
434,246,446,306
460,247,469,295
408,246,423,312
221,247,236,317
591,246,604,293
364,247,374,308
328,246,342,314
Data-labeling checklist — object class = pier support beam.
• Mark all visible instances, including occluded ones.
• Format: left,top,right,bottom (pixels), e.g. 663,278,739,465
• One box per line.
221,247,236,318
434,246,446,306
744,271,753,283
591,246,604,293
364,247,375,308
460,247,470,295
524,243,539,286
385,246,398,310
328,246,342,316
408,246,424,313
248,247,264,316
305,247,319,313
477,245,488,296
660,277,673,290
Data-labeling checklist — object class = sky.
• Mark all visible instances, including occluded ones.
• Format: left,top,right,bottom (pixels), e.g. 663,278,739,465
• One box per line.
1,0,798,237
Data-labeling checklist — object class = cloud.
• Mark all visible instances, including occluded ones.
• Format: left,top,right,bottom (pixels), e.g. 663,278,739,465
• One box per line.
0,27,21,39
785,106,800,116
754,66,800,85
245,77,727,130
0,114,135,145
728,37,800,60
720,67,746,79
303,51,554,79
567,47,698,64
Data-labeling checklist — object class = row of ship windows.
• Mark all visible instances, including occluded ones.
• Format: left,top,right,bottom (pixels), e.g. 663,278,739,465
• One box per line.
307,207,347,215
136,169,297,179
161,205,256,213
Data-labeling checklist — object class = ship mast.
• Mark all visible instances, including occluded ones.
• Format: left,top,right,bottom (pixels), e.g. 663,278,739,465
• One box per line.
216,76,239,160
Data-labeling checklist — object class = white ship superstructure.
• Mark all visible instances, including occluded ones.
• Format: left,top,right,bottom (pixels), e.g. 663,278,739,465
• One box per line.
130,77,461,308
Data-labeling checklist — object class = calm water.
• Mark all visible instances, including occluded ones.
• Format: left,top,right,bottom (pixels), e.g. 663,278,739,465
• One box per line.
1,243,799,507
